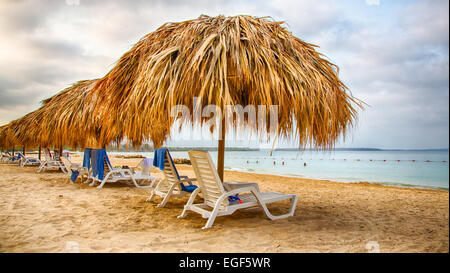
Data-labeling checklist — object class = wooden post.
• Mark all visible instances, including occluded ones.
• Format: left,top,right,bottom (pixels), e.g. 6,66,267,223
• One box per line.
217,112,226,182
12,147,14,156
38,146,41,160
23,146,26,155
59,145,63,158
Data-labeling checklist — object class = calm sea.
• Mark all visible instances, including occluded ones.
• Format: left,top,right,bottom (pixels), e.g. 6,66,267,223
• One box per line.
109,150,449,191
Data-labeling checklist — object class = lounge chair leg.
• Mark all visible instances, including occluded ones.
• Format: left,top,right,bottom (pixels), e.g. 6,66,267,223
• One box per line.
257,193,298,220
97,180,106,189
203,210,219,229
157,182,178,207
147,178,164,202
178,188,199,219
146,190,155,202
157,193,171,207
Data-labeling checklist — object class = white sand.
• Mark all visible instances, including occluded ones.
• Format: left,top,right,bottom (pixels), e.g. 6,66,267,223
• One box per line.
0,156,448,253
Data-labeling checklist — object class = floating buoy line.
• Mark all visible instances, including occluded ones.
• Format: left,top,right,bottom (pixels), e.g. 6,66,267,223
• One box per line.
230,156,448,163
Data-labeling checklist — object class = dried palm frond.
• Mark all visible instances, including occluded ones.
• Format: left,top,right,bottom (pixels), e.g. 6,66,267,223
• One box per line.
91,15,364,148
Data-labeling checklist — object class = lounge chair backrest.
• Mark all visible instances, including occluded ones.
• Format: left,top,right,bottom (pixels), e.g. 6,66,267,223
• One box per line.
188,150,226,207
60,156,72,174
137,159,152,176
44,148,53,161
163,150,181,187
53,150,60,161
103,156,112,174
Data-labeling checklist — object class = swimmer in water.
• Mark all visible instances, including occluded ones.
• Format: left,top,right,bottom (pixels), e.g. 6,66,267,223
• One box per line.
304,162,307,167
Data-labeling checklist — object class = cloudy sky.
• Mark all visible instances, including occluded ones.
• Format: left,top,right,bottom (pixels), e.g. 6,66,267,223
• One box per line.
0,0,448,149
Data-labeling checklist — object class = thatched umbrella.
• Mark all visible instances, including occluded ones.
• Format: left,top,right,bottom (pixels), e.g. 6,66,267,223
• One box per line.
92,15,363,180
38,79,102,149
7,107,45,148
0,125,13,152
5,80,105,154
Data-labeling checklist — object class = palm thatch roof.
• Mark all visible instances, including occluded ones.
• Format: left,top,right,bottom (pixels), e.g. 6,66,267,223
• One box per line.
38,79,101,148
91,14,363,148
4,107,46,148
0,125,14,148
3,80,106,149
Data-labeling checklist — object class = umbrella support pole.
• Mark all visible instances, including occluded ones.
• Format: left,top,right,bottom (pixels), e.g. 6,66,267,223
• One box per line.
38,146,41,160
217,115,225,182
23,146,26,155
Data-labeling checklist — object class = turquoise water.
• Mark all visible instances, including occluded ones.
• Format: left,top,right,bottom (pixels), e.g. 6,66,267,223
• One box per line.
109,150,449,190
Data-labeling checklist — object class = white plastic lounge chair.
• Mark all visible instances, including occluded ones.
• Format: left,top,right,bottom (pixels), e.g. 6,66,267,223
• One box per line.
0,152,13,163
2,152,20,164
17,152,41,167
37,148,67,173
178,150,298,229
147,150,197,207
89,152,156,189
61,156,89,183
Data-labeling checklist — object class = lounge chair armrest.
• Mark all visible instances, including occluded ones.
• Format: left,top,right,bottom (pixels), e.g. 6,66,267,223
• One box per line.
212,186,261,208
224,181,260,192
180,178,197,185
223,186,260,197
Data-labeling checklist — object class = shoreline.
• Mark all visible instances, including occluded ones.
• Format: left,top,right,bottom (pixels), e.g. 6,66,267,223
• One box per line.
223,167,450,192
90,151,450,192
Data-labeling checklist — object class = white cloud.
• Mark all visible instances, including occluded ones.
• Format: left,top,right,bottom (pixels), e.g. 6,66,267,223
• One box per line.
0,0,448,149
365,0,380,6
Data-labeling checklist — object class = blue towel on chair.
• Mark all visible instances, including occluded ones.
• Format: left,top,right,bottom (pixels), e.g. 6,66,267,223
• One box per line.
83,148,92,169
153,148,197,193
71,170,80,182
96,149,111,181
153,148,171,173
91,149,99,178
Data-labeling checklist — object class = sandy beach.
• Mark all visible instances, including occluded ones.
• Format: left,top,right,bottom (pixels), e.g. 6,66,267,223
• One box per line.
0,155,448,253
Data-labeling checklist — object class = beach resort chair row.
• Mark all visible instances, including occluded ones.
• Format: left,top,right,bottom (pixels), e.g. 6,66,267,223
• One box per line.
18,152,41,167
37,148,67,173
0,151,41,166
0,152,16,163
148,148,298,229
67,148,156,189
6,146,298,229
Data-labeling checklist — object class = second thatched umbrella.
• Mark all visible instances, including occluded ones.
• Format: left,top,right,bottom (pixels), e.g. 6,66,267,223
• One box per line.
6,80,103,151
91,15,363,180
